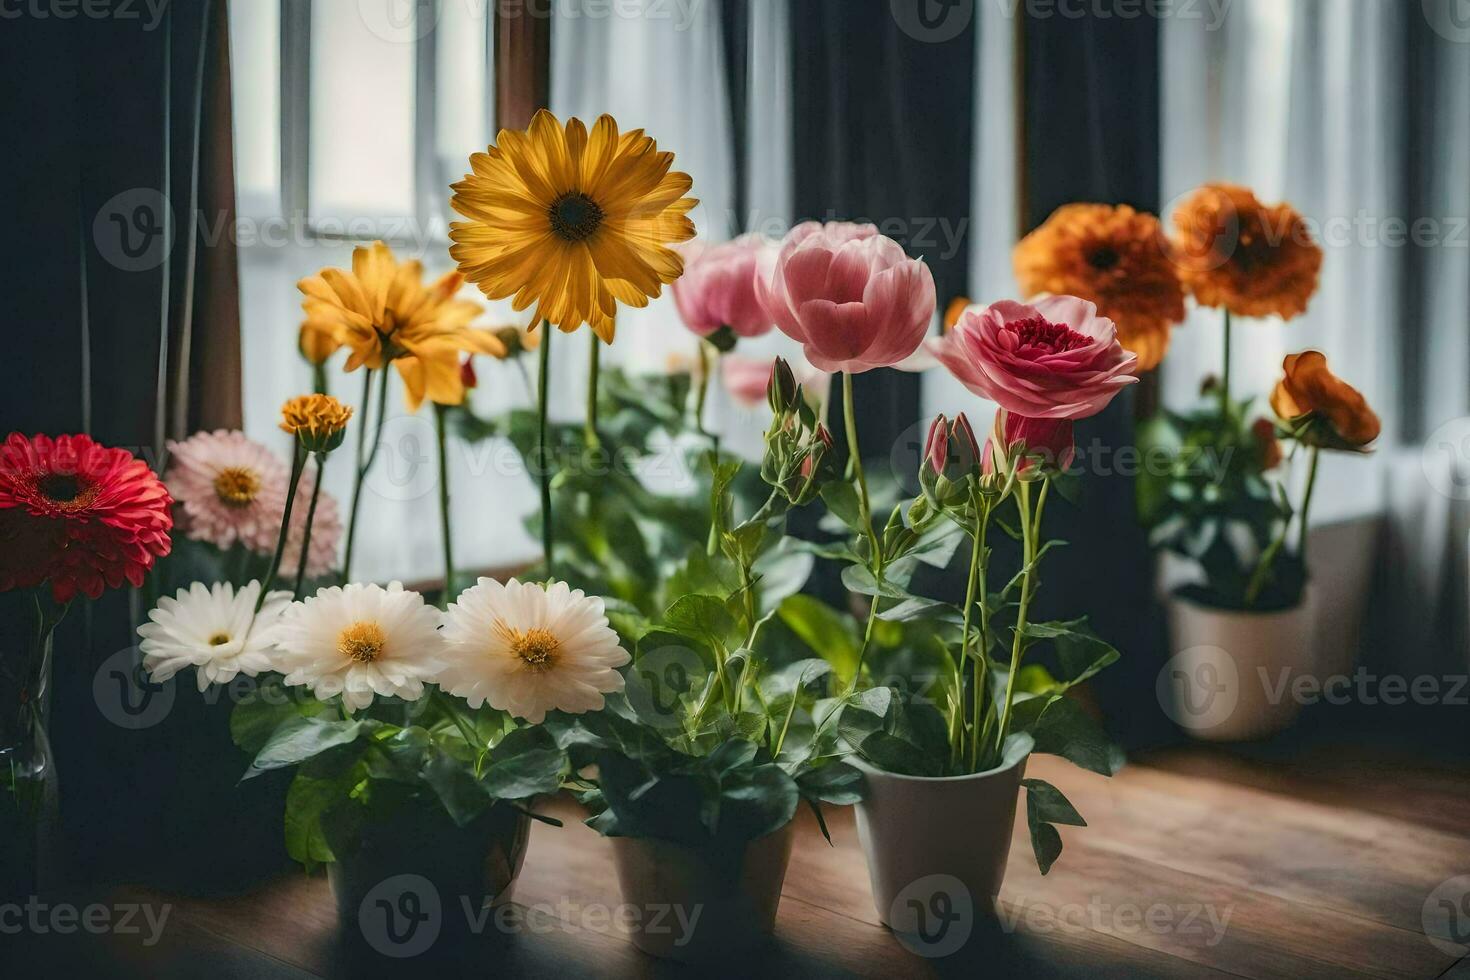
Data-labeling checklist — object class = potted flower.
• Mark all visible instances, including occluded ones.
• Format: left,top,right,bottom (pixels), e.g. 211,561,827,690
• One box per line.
1138,184,1379,740
786,284,1134,942
0,432,173,898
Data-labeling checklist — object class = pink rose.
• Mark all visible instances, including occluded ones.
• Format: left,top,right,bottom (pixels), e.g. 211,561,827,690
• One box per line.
672,234,777,338
984,410,1078,475
755,221,936,374
932,296,1137,420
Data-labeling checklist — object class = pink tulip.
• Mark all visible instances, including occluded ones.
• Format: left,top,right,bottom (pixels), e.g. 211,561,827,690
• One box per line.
755,222,936,374
932,296,1137,420
672,234,777,338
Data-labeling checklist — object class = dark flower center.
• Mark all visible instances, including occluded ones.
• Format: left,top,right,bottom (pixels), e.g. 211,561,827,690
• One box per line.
1009,315,1090,357
1088,246,1121,271
548,192,604,243
38,474,85,504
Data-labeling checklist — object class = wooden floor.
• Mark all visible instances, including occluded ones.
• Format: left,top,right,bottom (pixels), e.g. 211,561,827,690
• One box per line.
18,736,1470,979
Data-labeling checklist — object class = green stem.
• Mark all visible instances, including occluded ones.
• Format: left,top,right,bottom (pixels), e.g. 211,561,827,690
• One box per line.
291,453,325,599
1220,309,1233,419
964,498,992,773
537,323,555,577
343,367,391,582
994,479,1046,754
850,592,881,688
585,329,601,450
259,445,307,609
695,341,719,455
434,404,455,606
841,372,879,560
1296,445,1321,562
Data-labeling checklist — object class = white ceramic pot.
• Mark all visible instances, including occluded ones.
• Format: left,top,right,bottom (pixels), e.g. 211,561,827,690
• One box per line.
853,754,1026,941
609,821,795,963
1160,587,1316,741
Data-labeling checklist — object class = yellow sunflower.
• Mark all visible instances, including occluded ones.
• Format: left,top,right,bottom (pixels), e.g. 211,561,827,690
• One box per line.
297,241,506,411
448,110,698,344
1014,203,1186,372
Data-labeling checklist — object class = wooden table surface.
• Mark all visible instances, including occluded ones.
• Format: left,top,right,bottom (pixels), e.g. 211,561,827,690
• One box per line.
18,738,1470,979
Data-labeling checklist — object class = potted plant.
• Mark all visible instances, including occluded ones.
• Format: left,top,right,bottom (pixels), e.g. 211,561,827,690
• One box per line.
1139,184,1380,740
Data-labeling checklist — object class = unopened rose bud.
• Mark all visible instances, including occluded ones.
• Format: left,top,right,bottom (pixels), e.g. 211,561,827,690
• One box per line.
951,412,981,476
768,357,799,416
925,414,950,478
460,356,478,391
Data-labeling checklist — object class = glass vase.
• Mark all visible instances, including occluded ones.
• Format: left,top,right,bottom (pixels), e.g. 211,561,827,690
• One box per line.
0,628,58,901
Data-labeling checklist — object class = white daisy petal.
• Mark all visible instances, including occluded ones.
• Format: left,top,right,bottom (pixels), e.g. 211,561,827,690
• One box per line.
137,580,290,689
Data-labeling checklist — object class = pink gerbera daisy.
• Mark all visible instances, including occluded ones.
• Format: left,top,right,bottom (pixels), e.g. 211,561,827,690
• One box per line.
164,430,288,554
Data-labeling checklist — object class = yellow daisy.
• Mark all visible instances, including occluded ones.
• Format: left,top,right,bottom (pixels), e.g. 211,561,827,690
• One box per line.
448,110,698,343
297,242,506,411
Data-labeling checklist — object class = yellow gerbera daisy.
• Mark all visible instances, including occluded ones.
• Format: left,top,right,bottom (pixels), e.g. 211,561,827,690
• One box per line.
448,110,698,344
297,242,506,411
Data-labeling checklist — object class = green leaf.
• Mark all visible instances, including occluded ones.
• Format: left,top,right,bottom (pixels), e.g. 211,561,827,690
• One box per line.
1022,778,1086,875
663,593,737,647
777,594,860,682
479,726,568,800
422,751,492,826
820,481,863,532
796,761,864,806
1014,695,1126,777
282,767,360,865
719,763,800,841
753,539,815,614
246,716,366,779
230,676,322,754
841,564,911,600
875,595,962,624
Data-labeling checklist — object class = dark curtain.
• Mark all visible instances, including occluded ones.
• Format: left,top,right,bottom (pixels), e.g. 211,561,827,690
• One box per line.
1021,7,1171,745
788,0,976,461
0,0,255,888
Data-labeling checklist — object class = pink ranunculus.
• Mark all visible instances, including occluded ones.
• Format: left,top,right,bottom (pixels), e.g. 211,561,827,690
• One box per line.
755,221,936,374
672,234,778,338
932,296,1138,420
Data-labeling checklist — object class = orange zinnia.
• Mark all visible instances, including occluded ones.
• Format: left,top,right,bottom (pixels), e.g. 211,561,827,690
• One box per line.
1014,203,1185,371
1171,183,1323,321
1270,351,1380,450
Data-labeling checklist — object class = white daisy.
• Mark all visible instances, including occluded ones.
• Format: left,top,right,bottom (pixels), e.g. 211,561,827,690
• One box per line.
268,582,444,711
138,580,292,691
439,578,630,724
164,430,289,554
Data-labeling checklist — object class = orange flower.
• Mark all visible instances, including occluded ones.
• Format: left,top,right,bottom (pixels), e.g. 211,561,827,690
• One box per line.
1014,203,1185,371
1171,183,1323,321
1270,351,1380,450
943,296,971,333
1251,418,1283,470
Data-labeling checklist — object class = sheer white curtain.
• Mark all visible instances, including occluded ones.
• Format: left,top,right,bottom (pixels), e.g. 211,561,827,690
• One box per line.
231,1,769,582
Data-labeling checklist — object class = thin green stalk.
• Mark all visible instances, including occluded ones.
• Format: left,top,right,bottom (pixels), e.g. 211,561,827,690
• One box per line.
259,445,307,610
994,478,1048,753
291,453,325,599
850,593,881,688
694,341,719,455
1296,445,1321,561
585,328,601,450
434,404,455,606
1220,309,1233,419
537,322,555,576
964,498,992,773
343,367,391,582
841,372,879,559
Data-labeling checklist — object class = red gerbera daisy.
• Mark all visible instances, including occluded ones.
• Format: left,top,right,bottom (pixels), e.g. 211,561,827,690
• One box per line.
0,433,174,603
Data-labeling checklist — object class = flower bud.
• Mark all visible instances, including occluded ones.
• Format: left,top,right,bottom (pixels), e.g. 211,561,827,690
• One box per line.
460,355,478,391
767,357,799,416
923,413,981,483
